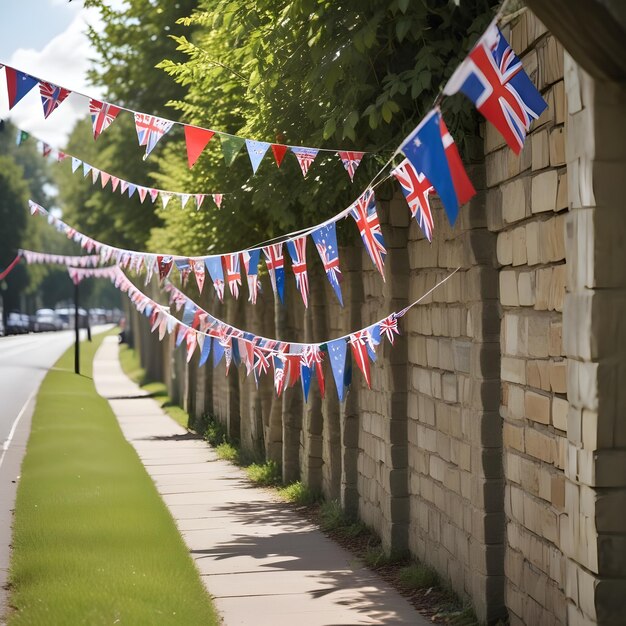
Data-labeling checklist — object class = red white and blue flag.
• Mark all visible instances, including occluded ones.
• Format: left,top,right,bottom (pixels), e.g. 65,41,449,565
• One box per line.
291,147,318,177
286,236,309,308
392,159,434,242
241,249,261,304
349,189,386,277
337,151,365,182
444,23,547,154
379,314,400,345
204,257,225,302
134,113,174,156
39,81,71,119
89,99,121,139
222,253,242,299
263,243,285,303
4,68,38,109
311,223,343,306
349,330,374,388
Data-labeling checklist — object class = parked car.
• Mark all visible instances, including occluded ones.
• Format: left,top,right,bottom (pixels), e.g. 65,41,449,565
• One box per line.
55,307,89,329
35,309,61,332
6,311,27,335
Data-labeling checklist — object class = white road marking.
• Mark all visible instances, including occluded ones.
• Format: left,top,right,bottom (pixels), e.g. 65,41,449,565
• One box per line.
0,388,36,471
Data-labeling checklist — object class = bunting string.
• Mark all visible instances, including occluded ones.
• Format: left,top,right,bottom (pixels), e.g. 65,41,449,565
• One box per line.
19,249,101,267
15,129,227,211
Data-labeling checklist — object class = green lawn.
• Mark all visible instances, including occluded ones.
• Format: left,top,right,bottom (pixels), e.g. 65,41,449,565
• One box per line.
8,331,219,625
118,343,190,429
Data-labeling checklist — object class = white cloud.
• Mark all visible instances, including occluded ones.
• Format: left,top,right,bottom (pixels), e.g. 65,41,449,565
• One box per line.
0,9,106,147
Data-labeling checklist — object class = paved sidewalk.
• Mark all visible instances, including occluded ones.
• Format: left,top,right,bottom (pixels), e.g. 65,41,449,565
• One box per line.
93,336,427,626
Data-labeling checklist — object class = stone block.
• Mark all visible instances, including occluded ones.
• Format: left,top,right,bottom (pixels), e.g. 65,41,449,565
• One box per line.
549,321,563,357
539,36,564,87
549,360,567,394
550,127,566,167
512,226,527,266
525,427,554,463
504,422,524,452
518,271,536,306
552,397,568,431
526,359,550,391
551,473,565,510
549,265,566,312
526,221,540,266
508,385,525,420
497,230,513,266
528,315,550,358
553,80,565,124
502,356,526,385
525,391,551,425
532,170,558,214
500,270,519,306
442,372,457,402
531,128,550,170
502,178,528,224
535,267,552,310
556,172,568,211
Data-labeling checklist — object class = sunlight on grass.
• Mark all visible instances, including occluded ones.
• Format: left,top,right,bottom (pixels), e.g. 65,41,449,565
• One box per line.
215,441,239,463
277,481,321,505
8,332,218,625
245,460,282,487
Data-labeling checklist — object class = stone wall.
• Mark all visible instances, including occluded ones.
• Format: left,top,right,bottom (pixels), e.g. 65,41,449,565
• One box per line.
125,7,626,623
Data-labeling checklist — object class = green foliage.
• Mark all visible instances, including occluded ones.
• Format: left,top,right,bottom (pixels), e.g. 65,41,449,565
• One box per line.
398,562,440,589
9,331,218,625
319,499,352,531
362,545,407,568
245,460,282,486
215,441,239,462
277,481,321,505
203,415,228,446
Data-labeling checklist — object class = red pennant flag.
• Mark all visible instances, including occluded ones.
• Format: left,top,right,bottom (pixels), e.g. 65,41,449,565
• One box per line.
5,67,38,109
137,187,148,203
271,144,288,168
100,172,111,188
184,125,215,168
439,117,475,206
111,177,120,192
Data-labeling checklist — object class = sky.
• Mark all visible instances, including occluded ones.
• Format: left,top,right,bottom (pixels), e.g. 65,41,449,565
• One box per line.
0,0,125,146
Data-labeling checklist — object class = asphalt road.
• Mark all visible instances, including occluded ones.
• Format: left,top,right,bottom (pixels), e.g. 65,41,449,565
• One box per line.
0,326,113,622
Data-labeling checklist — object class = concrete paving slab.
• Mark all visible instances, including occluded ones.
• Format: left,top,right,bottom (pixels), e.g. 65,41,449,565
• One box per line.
93,337,429,626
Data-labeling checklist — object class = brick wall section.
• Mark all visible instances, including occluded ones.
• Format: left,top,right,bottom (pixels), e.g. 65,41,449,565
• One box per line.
560,47,626,626
493,13,569,626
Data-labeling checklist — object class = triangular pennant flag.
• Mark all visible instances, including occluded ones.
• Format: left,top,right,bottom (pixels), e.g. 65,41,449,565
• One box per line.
186,331,197,363
379,314,400,345
219,134,245,166
327,338,348,402
349,330,373,388
39,82,71,119
271,144,288,167
161,192,172,209
273,355,287,397
120,180,129,194
286,236,309,308
195,194,205,210
174,258,191,288
439,116,476,210
349,189,386,278
184,125,215,168
128,183,137,198
16,130,29,145
82,162,92,178
134,113,174,156
42,144,52,158
391,159,434,242
245,139,270,174
149,188,159,203
337,151,365,182
204,257,225,302
137,186,148,203
89,99,121,139
291,146,318,177
71,157,82,173
190,259,205,293
180,194,191,209
263,243,285,304
91,168,100,184
222,253,242,299
157,255,174,281
241,249,261,304
175,324,186,347
310,222,343,305
5,68,38,109
198,335,212,367
213,337,225,368
111,176,120,192
212,194,223,209
100,172,111,189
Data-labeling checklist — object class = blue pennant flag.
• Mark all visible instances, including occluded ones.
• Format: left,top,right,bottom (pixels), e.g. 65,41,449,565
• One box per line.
213,339,225,367
182,302,196,326
128,183,137,198
300,359,313,402
245,139,271,174
327,338,348,402
82,162,92,178
310,222,343,306
204,257,225,302
198,336,212,367
400,109,461,226
175,325,186,347
231,339,241,367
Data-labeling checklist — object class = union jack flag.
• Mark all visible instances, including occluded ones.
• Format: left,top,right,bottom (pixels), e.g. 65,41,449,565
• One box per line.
263,243,285,303
379,314,400,345
39,81,71,119
253,345,271,385
350,189,386,278
157,255,173,282
222,253,242,299
311,223,343,305
291,147,318,177
273,355,287,396
241,249,261,304
300,345,325,399
89,99,121,139
189,259,205,293
204,257,225,302
349,330,374,388
134,113,174,156
444,24,547,154
337,151,365,182
286,236,309,308
392,159,434,242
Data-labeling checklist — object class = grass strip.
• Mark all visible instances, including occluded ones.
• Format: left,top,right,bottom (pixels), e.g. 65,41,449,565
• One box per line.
118,343,189,429
8,332,219,625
